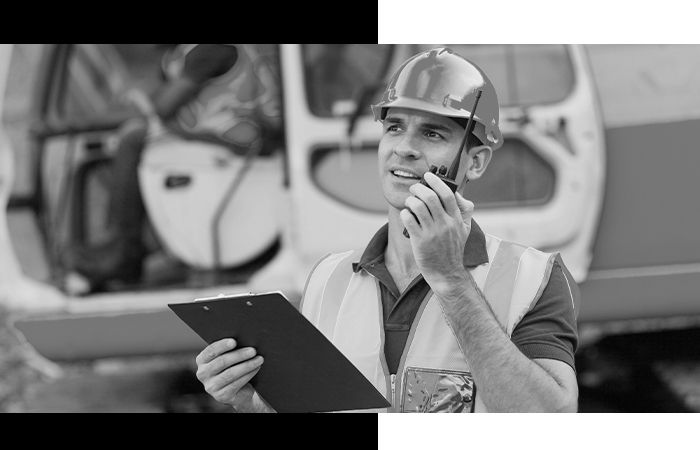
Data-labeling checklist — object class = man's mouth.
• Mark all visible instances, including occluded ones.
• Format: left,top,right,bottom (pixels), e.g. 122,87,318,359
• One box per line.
391,169,421,180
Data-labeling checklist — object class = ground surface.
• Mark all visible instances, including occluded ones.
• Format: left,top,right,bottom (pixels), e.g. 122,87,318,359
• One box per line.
4,307,700,413
16,351,700,414
17,355,233,413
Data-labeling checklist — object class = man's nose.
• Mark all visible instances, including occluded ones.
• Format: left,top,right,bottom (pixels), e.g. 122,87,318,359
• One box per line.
393,135,422,159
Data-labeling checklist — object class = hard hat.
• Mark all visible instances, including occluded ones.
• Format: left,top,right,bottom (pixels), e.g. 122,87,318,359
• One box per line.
371,47,503,150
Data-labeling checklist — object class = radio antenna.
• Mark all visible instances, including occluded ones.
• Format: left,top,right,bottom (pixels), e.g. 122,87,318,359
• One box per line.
446,89,482,180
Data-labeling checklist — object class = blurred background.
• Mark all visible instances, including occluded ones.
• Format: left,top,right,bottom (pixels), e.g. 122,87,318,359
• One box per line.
1,44,700,412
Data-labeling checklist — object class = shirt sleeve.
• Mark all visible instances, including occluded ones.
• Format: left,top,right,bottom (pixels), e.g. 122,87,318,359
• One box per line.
510,255,579,370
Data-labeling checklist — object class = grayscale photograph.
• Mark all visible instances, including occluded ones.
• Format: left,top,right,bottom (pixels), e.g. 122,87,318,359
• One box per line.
1,44,699,413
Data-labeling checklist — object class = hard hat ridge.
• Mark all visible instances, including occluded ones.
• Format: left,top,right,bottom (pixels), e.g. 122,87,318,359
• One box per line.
372,47,503,150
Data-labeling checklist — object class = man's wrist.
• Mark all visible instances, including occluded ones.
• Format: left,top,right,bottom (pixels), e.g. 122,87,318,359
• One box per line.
430,270,473,301
233,390,276,413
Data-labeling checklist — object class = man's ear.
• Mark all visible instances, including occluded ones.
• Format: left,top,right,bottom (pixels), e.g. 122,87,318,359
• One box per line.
458,145,492,183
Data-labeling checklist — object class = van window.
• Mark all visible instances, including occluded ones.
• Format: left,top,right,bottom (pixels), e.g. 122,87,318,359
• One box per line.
311,145,386,213
310,138,554,213
301,44,574,118
467,138,555,208
59,44,166,120
302,44,394,117
56,44,284,146
416,44,575,107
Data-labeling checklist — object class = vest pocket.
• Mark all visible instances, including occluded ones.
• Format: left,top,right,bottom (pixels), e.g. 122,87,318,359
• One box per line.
401,367,476,413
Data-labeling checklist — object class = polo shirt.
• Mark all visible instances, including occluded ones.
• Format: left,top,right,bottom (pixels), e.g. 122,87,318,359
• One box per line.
351,221,579,374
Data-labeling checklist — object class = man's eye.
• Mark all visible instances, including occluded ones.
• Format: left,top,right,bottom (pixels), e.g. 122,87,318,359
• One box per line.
385,124,401,133
425,130,443,139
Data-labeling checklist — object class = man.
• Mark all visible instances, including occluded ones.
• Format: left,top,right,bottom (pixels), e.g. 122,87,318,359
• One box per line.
194,47,579,412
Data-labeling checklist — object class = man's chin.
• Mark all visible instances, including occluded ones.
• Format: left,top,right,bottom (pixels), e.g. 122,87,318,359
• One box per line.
383,193,410,212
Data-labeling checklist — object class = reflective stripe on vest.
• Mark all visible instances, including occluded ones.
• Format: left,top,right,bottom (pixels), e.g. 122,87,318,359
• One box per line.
300,234,556,412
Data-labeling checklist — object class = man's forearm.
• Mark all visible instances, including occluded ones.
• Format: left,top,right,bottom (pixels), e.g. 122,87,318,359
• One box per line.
434,274,572,412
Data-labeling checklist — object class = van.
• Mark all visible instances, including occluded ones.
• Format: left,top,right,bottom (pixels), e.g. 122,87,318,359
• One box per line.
2,44,699,365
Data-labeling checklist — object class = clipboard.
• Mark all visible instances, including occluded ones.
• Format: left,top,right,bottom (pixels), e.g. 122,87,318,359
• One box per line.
168,291,390,413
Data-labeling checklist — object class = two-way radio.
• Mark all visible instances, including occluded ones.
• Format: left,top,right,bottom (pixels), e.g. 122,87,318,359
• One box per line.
403,89,483,238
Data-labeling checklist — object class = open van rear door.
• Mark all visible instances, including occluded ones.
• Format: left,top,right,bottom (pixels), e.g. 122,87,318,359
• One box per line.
279,44,395,278
454,44,606,283
283,44,605,282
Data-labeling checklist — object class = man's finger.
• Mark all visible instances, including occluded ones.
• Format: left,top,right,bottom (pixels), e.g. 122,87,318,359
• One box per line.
405,195,433,225
196,338,237,365
211,367,261,403
197,346,257,380
207,355,265,393
455,192,475,223
423,172,460,219
410,180,452,220
400,208,421,235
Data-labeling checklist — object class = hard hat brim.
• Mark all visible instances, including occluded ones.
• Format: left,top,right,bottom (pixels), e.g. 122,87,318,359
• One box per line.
371,97,503,150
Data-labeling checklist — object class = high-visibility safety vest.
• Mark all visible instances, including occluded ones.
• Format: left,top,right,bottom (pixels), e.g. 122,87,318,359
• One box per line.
300,233,557,413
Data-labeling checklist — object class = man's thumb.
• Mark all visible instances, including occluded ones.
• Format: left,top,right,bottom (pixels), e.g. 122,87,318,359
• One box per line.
455,192,474,222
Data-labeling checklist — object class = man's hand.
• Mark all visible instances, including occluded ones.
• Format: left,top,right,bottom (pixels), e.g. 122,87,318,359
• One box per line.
399,171,475,295
195,338,265,409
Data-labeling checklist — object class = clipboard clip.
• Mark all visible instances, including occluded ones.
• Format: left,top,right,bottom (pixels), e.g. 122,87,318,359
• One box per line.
194,292,255,302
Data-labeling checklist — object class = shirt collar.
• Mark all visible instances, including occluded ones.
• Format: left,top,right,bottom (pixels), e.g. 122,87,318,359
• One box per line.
352,219,489,273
